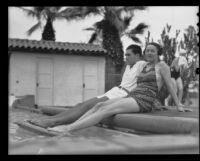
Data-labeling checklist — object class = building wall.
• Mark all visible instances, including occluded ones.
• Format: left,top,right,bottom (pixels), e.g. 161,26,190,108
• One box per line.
53,55,105,106
105,57,124,92
9,52,37,96
54,55,83,106
9,51,105,106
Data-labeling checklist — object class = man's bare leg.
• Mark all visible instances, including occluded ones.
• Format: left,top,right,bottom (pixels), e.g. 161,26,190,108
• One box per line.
30,96,109,128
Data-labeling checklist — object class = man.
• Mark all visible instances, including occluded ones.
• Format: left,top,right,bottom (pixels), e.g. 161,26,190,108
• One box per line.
30,44,147,128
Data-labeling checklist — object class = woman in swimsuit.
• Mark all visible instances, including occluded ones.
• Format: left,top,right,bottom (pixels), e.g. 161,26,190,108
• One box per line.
165,51,188,106
49,43,191,134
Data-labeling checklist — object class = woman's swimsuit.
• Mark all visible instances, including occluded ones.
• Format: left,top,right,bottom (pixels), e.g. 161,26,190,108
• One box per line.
128,64,159,113
171,67,180,80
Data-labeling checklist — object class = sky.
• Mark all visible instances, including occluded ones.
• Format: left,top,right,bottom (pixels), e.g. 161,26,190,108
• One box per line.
8,6,199,52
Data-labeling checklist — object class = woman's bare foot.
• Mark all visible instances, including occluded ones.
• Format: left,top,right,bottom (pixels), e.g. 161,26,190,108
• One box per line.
48,126,74,138
48,125,69,132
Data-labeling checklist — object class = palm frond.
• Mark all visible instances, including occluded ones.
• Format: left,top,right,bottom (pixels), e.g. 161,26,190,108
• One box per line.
53,7,62,11
88,33,98,43
94,20,106,30
83,27,96,31
115,6,147,15
32,7,45,19
129,35,141,43
124,6,147,11
17,7,37,18
44,7,59,21
82,7,101,15
59,7,101,21
122,16,132,29
26,22,42,36
128,23,148,35
51,9,67,20
34,7,45,13
54,7,79,20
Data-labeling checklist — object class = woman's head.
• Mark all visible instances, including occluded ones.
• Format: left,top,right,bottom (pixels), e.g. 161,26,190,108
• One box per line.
144,42,162,63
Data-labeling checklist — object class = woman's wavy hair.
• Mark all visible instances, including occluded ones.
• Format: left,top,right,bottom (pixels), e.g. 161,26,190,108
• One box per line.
143,42,163,56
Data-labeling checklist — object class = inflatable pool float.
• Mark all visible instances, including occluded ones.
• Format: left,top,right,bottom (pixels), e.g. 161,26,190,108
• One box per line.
15,105,198,135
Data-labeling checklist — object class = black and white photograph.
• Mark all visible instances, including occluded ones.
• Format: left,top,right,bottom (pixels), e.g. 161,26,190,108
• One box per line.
8,6,199,154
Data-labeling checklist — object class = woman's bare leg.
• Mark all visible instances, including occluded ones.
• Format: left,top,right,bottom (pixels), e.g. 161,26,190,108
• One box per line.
60,98,140,133
48,98,125,132
165,78,178,106
176,77,183,104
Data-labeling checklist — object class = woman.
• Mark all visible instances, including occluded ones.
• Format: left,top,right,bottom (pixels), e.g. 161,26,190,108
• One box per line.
49,43,191,135
165,50,188,106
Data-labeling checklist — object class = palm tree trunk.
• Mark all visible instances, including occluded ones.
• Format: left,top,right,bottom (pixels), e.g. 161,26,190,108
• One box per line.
101,20,124,72
42,16,55,41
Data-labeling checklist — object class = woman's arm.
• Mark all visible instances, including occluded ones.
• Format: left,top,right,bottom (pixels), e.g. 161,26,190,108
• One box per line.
159,62,183,111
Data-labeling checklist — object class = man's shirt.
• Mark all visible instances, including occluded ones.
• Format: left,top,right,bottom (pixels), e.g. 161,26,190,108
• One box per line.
120,60,147,92
97,60,147,99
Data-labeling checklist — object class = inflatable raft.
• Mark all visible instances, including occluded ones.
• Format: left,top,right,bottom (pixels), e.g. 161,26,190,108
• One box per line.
14,105,199,135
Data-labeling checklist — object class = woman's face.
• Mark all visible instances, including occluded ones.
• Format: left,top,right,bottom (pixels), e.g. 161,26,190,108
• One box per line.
145,45,159,63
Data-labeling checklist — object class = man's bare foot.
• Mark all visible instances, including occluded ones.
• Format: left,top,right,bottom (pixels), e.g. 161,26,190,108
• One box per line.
28,118,56,128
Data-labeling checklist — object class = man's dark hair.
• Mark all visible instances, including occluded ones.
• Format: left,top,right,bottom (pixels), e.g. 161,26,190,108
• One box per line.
126,44,142,57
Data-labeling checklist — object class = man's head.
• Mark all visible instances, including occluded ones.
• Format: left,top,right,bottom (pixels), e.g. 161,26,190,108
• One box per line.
125,44,142,66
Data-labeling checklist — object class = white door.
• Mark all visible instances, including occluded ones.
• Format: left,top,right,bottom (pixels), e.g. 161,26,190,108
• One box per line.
36,57,53,106
83,61,98,101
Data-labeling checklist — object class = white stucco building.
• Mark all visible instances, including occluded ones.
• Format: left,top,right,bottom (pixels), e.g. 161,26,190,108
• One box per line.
8,39,107,106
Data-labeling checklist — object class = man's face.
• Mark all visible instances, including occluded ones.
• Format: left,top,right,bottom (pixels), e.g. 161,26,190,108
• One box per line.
125,49,137,65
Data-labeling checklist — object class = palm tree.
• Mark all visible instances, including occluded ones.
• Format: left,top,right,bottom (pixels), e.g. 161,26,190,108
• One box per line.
60,6,148,67
85,22,148,45
17,7,69,41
